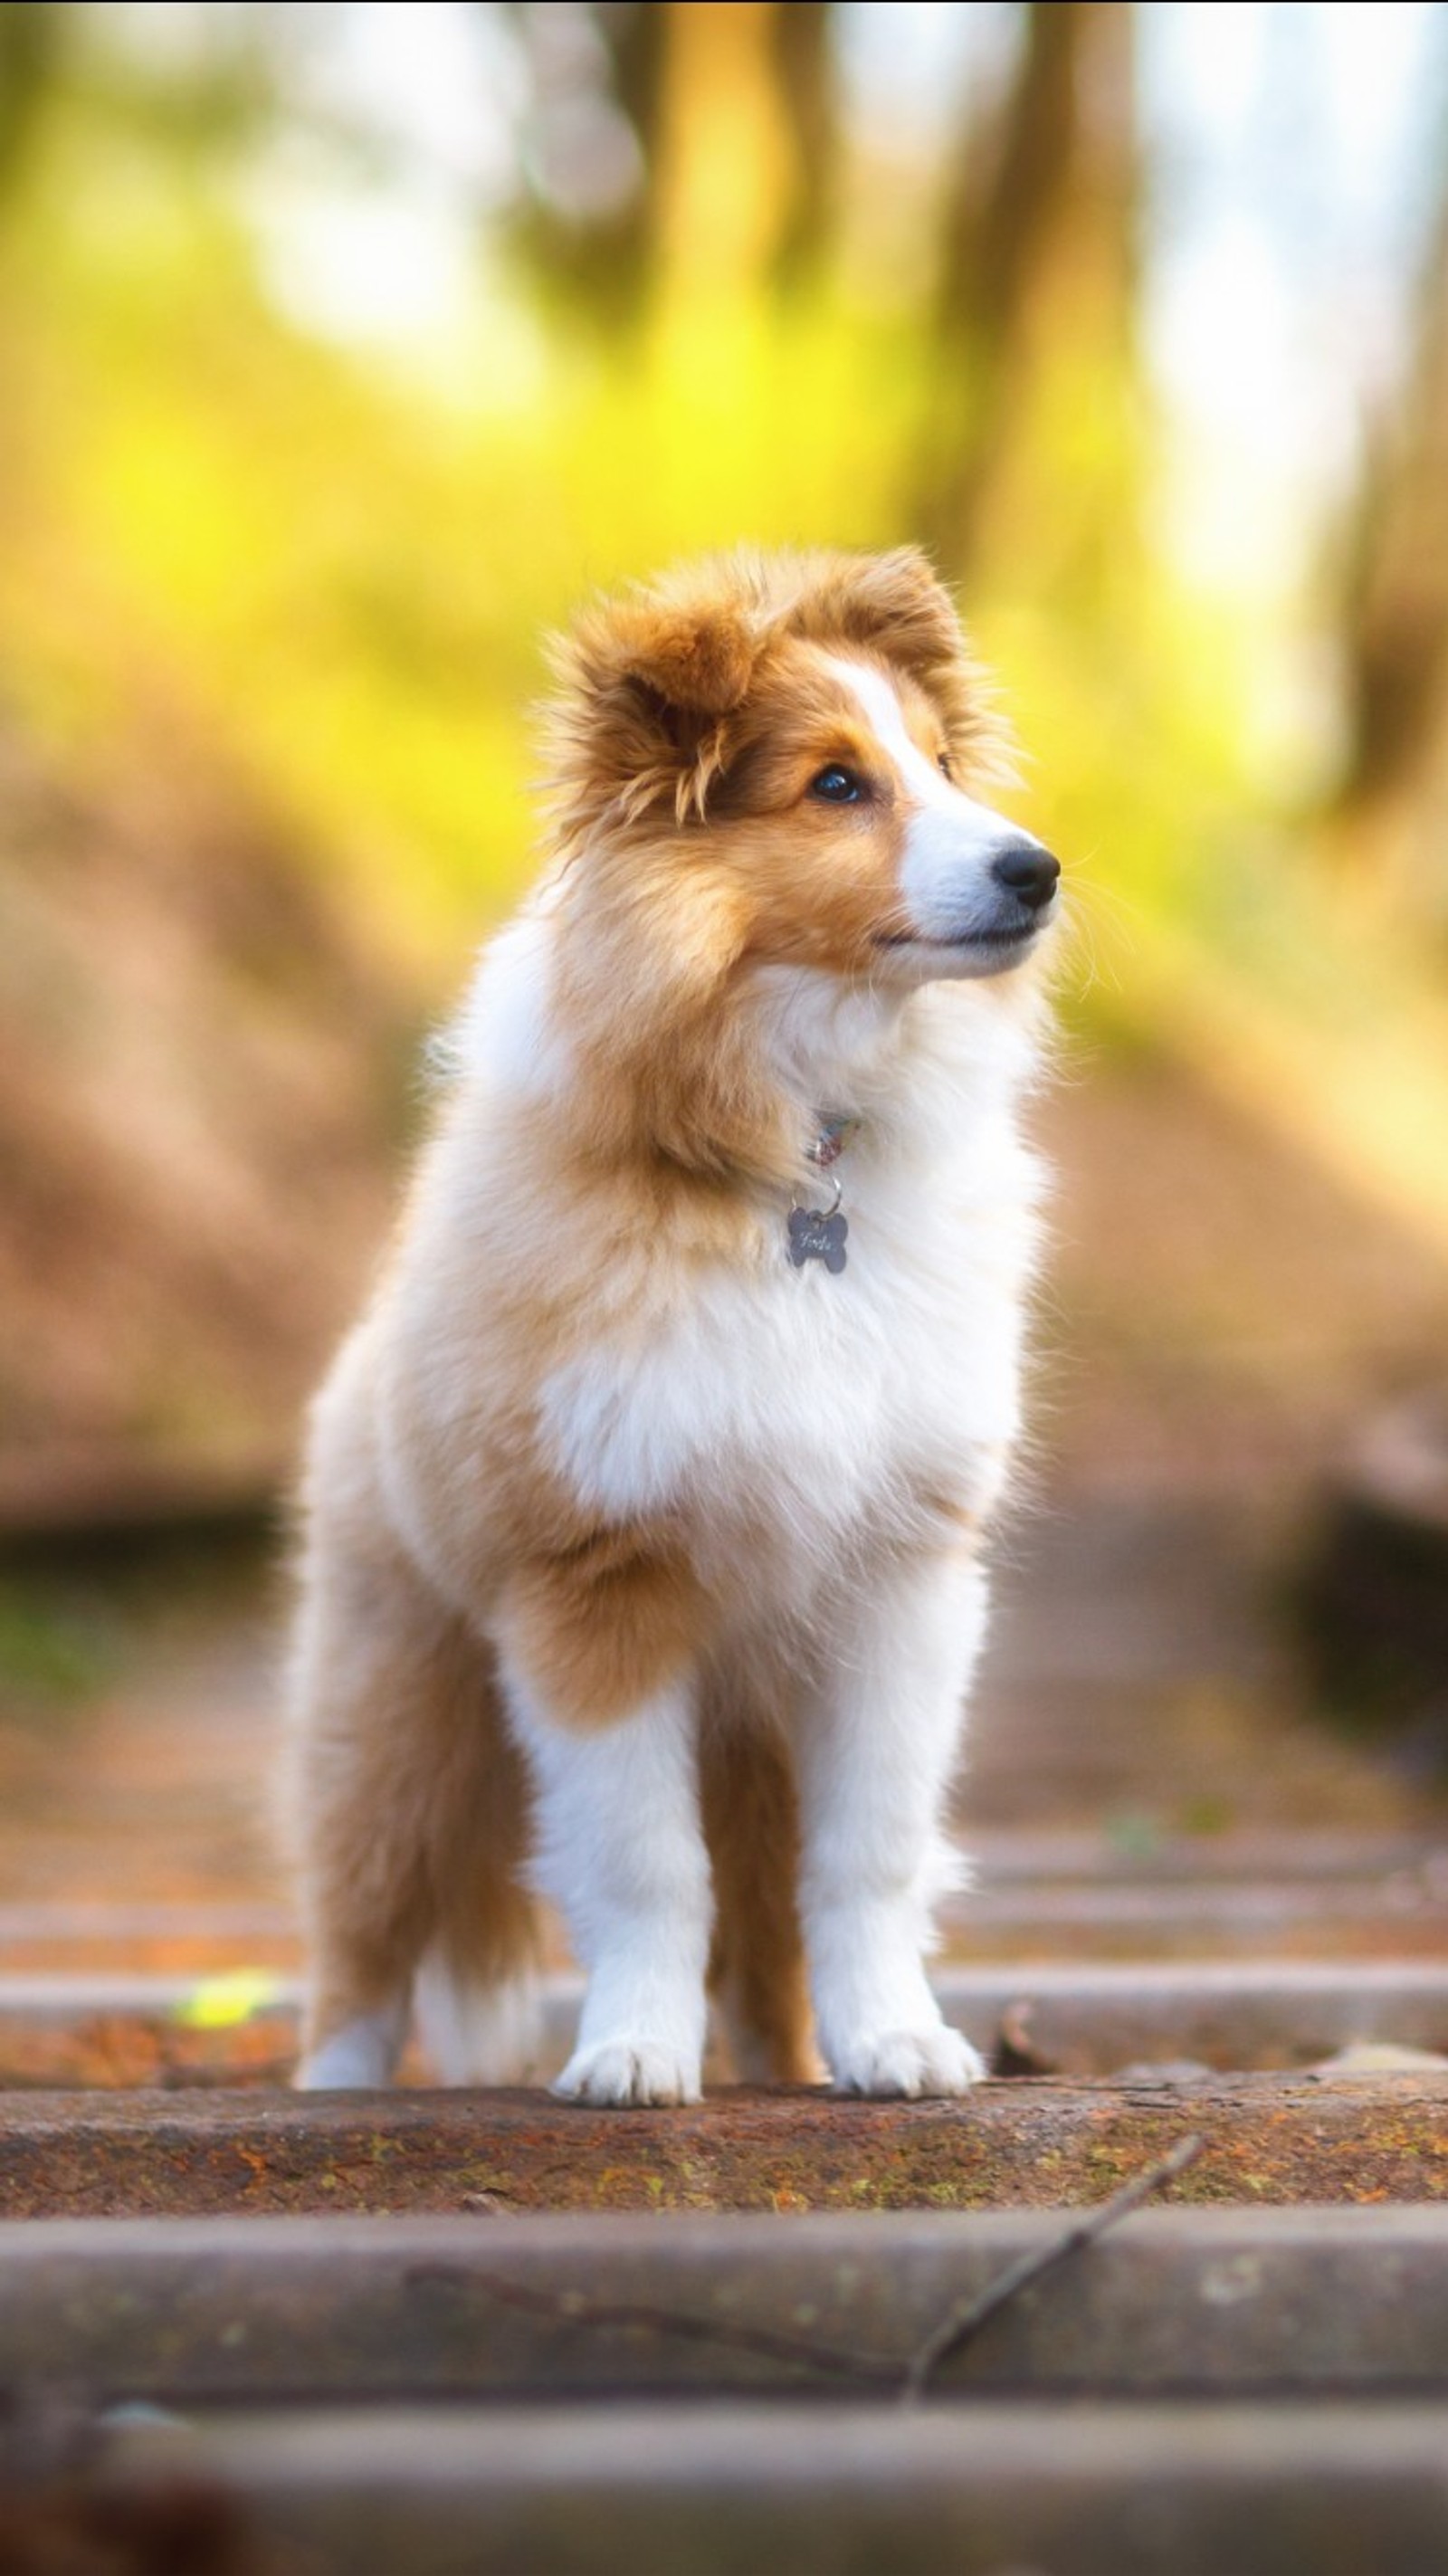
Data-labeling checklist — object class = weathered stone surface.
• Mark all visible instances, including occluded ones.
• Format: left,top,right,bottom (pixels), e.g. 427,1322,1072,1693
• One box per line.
5,1959,1448,2086
100,2400,1448,2576
0,2078,1444,2218
3,2209,1448,2401
944,1961,1448,2074
2,1832,1444,1983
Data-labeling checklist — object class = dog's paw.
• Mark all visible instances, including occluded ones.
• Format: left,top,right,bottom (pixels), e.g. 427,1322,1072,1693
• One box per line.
830,2023,986,2100
294,2008,404,2091
552,2039,702,2107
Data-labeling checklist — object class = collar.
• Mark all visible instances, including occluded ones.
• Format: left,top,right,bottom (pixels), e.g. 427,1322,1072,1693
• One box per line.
790,1113,859,1274
805,1112,862,1172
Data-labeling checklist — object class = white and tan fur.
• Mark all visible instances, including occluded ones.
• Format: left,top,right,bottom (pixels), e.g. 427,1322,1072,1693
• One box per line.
284,548,1058,2104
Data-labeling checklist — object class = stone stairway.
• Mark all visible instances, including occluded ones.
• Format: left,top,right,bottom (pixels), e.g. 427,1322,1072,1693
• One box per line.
3,1479,1447,2567
5,2208,1448,2571
1,1827,1446,2571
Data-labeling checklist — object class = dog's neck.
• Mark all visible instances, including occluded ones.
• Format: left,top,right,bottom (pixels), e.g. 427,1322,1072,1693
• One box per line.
748,963,949,1186
748,965,908,1118
452,902,1039,1200
548,903,919,1186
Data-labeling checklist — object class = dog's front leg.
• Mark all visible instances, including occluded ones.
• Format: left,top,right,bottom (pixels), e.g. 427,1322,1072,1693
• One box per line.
502,1661,711,2106
798,1548,988,2098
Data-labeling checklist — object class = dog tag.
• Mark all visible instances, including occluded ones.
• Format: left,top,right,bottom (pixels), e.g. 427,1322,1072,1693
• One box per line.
788,1206,848,1274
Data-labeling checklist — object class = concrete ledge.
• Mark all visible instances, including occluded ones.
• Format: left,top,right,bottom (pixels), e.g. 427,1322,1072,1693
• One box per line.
3,2208,1448,2399
96,2400,1448,2576
0,2076,1444,2215
2,1961,1447,2087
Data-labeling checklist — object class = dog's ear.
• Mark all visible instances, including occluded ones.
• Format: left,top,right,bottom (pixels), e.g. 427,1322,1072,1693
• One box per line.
791,548,963,680
595,599,757,719
788,547,1003,776
548,586,763,831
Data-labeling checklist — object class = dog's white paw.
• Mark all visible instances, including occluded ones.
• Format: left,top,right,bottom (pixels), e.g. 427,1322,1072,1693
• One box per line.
553,2039,702,2107
831,2023,986,2099
294,2007,405,2091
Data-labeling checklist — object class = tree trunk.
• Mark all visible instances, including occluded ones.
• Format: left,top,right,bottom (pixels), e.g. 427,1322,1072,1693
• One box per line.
769,0,837,296
913,1,1138,580
498,0,669,328
1331,187,1448,892
501,2,840,326
653,0,795,312
0,2,62,202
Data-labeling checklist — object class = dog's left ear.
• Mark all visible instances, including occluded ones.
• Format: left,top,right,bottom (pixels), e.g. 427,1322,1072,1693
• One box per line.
790,547,1000,772
794,548,963,679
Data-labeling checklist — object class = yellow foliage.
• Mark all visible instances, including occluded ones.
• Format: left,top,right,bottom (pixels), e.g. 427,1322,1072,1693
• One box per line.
1,39,1446,1253
175,1970,284,2031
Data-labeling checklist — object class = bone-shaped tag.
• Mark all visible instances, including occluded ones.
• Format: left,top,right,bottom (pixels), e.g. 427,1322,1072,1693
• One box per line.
787,1207,848,1274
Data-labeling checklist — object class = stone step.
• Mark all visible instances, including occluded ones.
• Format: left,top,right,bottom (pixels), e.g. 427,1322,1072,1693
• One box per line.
3,2208,1447,2401
941,1830,1448,1957
4,1961,1448,2087
1,2075,1443,2216
944,1884,1448,1954
81,2399,1448,2575
0,1903,297,1976
1,1836,1441,1978
962,1831,1448,1884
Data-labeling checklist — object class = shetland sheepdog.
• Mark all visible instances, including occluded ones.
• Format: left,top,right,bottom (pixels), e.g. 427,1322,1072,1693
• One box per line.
286,547,1058,2104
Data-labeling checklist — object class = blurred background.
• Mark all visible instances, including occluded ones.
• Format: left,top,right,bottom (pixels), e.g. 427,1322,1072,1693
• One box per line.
3,1,1448,1969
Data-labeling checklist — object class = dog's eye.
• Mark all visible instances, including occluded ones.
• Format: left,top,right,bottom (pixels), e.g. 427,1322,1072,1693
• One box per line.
810,765,864,804
938,751,953,781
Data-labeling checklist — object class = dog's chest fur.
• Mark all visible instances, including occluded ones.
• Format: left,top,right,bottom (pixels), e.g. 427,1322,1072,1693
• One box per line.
541,1146,1030,1588
477,940,1047,1617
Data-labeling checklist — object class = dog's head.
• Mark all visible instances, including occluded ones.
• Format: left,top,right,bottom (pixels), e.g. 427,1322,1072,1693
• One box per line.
544,548,1059,987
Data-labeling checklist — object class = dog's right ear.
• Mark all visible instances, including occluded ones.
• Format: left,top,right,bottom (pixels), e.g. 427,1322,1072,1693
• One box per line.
589,598,757,720
547,586,763,831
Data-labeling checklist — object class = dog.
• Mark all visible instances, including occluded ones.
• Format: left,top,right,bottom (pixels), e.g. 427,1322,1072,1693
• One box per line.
285,546,1058,2104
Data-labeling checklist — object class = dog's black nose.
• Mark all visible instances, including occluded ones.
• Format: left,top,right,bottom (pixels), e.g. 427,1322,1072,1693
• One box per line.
991,842,1061,912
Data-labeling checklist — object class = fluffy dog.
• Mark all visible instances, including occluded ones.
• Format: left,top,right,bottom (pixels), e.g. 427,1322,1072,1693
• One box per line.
286,547,1058,2104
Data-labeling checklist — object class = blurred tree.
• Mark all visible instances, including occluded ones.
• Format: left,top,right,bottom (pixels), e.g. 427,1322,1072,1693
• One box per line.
768,0,838,296
501,0,841,323
914,1,1138,581
1331,176,1448,902
0,1,62,201
502,0,669,327
653,0,794,309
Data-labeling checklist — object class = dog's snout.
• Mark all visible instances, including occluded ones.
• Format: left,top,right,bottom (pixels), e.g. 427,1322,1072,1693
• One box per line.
990,842,1060,912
